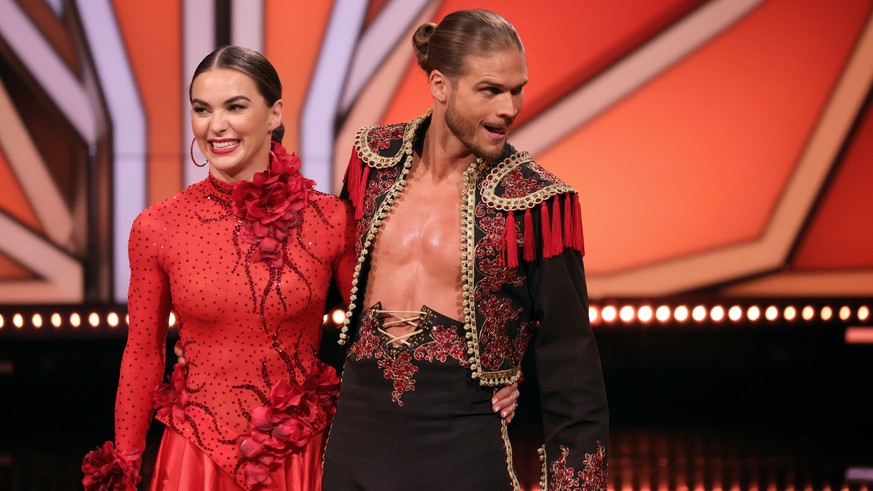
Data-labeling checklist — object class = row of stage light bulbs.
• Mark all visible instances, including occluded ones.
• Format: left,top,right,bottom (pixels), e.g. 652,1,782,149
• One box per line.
0,304,870,330
591,304,870,325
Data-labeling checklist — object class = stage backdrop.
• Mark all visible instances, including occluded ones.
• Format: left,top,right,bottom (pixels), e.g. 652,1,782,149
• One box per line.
0,0,871,304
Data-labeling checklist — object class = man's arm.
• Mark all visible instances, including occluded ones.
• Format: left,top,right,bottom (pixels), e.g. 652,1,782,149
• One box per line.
528,249,609,490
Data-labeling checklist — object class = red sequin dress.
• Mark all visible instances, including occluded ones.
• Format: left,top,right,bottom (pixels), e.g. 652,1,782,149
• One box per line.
114,144,355,490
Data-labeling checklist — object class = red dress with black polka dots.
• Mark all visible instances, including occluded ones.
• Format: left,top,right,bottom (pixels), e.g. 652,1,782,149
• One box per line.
114,145,355,490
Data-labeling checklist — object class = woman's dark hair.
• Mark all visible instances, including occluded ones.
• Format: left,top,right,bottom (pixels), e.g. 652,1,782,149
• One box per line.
412,9,524,78
189,46,284,142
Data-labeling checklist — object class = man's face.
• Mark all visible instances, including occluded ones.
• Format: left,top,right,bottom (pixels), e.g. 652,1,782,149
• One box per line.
444,49,527,162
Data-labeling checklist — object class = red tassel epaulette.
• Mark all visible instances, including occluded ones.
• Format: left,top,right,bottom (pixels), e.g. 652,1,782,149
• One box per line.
572,193,585,256
540,201,552,258
345,148,366,219
548,198,562,258
562,194,573,250
523,208,536,262
504,211,518,269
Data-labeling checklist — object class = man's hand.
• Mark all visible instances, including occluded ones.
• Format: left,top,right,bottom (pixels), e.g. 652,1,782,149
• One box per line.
173,341,187,366
492,382,520,423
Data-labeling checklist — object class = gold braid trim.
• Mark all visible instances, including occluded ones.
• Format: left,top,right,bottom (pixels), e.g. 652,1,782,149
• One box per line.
500,418,521,491
477,368,522,387
460,163,482,376
338,152,415,345
538,445,548,490
480,151,576,212
353,112,430,168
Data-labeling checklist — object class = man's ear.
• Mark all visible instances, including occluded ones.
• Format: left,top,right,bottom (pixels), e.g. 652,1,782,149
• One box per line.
429,70,450,104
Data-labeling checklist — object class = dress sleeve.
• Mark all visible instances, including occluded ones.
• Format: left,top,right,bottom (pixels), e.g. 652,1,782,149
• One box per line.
114,209,171,454
332,199,356,305
527,250,609,490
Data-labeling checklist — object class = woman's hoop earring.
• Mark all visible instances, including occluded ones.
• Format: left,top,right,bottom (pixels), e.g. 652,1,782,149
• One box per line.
190,138,207,167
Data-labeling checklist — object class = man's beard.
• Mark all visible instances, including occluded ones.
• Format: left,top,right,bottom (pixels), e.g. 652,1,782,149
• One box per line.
445,99,506,162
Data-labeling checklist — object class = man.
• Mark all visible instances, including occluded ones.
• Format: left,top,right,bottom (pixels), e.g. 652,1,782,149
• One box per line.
323,9,608,491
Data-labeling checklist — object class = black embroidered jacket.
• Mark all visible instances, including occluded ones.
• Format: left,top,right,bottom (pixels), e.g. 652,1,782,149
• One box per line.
340,113,609,490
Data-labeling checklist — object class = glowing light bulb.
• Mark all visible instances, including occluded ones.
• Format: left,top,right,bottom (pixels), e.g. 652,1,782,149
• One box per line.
747,306,761,322
728,306,742,322
710,306,725,322
820,306,833,321
655,306,670,322
801,306,814,321
619,306,635,323
638,306,653,323
602,306,617,323
691,305,706,322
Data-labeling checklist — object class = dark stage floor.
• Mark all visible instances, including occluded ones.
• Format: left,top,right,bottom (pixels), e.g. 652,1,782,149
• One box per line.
1,323,872,490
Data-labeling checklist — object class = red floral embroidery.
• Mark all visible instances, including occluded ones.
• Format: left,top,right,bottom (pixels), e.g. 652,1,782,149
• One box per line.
377,350,418,406
365,123,405,151
526,161,561,185
351,318,470,406
355,165,399,257
231,142,315,267
81,441,142,491
501,168,541,199
237,361,340,488
548,442,608,491
413,326,470,365
151,363,189,426
349,320,380,361
578,442,608,491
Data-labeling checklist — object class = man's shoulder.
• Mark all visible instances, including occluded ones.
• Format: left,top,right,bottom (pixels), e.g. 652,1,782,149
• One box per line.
480,149,576,212
353,113,429,168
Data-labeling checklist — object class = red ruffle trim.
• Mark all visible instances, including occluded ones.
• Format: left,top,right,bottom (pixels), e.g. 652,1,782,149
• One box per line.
82,441,142,491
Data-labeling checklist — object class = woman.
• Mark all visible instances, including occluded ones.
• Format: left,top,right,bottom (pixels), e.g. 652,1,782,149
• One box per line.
82,46,518,490
82,46,354,490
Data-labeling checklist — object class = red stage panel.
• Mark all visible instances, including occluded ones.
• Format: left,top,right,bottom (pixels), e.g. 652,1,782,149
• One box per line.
792,102,873,270
541,0,873,274
0,148,42,232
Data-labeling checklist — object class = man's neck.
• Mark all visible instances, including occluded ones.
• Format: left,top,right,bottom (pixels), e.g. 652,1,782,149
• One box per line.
417,116,477,181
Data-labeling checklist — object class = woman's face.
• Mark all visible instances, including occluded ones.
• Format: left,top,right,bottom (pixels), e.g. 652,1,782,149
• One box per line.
190,68,282,182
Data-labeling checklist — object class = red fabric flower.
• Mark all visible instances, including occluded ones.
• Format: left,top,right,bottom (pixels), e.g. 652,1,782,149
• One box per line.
81,441,142,491
151,363,188,426
238,361,340,488
231,142,314,268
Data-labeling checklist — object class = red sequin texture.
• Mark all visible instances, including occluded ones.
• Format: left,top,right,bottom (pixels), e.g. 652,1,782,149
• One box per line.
116,174,355,488
548,443,608,491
